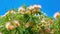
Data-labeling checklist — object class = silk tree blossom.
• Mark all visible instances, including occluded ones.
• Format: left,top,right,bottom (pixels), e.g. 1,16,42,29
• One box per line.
18,7,25,14
26,4,41,14
10,10,16,14
25,22,30,28
41,20,49,27
5,22,10,30
27,6,34,10
8,25,14,30
33,4,41,9
13,20,20,27
32,5,41,13
41,18,50,27
18,7,25,11
5,22,14,30
54,12,60,19
1,10,16,17
27,4,41,10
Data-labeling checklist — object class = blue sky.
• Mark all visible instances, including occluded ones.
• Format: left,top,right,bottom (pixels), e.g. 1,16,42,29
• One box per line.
0,0,60,17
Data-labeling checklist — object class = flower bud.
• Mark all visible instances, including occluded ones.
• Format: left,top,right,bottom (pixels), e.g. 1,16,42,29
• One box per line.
13,20,20,27
33,4,41,9
54,12,60,19
24,23,30,28
18,7,25,14
8,25,14,30
5,22,14,30
10,10,16,14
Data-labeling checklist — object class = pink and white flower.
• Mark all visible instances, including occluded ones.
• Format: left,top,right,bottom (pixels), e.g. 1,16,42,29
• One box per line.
27,4,41,10
5,22,10,30
27,6,34,10
18,7,25,11
13,20,20,27
10,10,16,14
5,22,14,30
33,4,41,8
54,12,60,19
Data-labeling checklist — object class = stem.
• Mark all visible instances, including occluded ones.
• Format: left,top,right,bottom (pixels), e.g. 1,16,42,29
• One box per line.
15,28,17,34
16,28,20,34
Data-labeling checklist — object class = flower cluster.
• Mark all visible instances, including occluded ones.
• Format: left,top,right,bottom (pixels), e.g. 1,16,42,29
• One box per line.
18,4,41,14
54,12,60,19
5,20,20,30
0,4,60,34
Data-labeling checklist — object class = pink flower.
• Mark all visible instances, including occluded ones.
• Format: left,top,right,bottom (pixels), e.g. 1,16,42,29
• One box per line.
18,7,25,11
10,10,16,14
13,20,20,27
18,7,25,14
5,22,14,30
5,22,10,30
27,4,41,10
27,6,34,10
33,4,41,8
54,12,60,19
8,25,14,30
2,10,16,17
